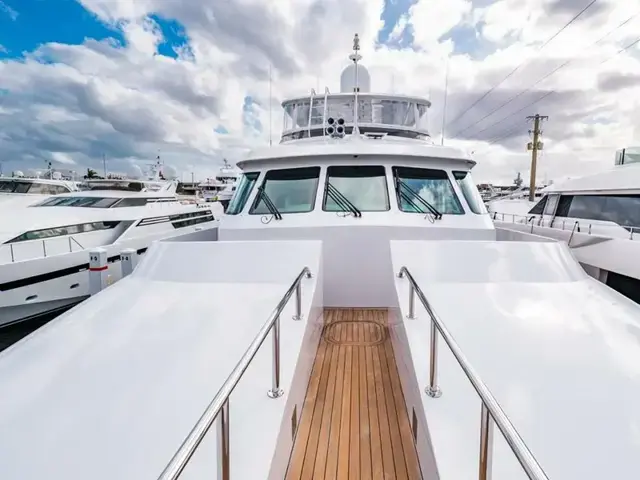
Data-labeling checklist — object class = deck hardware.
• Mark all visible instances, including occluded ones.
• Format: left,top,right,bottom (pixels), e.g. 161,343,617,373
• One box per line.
292,284,303,320
156,266,313,480
397,266,549,480
267,315,284,399
407,284,417,319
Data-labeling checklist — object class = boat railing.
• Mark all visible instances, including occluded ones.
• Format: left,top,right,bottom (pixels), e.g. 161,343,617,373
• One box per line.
492,211,639,240
6,235,85,263
156,266,313,480
397,266,549,480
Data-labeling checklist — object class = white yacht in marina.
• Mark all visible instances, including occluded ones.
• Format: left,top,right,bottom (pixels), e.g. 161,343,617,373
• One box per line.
0,177,219,326
490,147,640,305
198,159,241,210
0,172,80,208
1,38,639,480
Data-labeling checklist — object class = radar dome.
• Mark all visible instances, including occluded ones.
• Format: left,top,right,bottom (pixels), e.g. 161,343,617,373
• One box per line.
340,63,370,93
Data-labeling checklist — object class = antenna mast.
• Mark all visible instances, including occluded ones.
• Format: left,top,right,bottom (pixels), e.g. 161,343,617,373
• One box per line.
349,33,361,135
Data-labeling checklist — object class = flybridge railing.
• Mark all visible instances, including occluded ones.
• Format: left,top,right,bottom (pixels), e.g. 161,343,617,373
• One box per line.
5,235,85,263
397,266,549,480
492,211,640,240
156,267,313,480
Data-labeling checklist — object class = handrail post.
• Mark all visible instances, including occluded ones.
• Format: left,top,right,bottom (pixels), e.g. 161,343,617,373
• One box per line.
10,244,14,262
425,320,442,398
407,284,416,319
479,403,494,480
267,315,284,399
293,283,303,320
217,399,230,480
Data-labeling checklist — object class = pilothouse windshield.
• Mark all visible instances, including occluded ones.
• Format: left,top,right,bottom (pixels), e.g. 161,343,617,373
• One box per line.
249,167,320,215
393,167,464,215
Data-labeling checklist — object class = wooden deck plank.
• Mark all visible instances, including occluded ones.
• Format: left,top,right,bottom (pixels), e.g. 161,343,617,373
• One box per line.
286,308,423,480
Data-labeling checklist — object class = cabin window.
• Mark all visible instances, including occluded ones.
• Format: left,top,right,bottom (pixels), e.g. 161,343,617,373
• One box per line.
393,167,464,214
554,194,640,228
226,172,259,215
543,194,559,216
112,197,174,207
528,196,547,215
453,171,486,214
5,221,120,243
37,196,120,208
250,167,320,215
323,165,390,212
27,183,71,194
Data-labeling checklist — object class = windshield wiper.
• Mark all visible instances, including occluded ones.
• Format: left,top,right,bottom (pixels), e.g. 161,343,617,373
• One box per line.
325,182,362,217
395,177,442,219
257,186,282,220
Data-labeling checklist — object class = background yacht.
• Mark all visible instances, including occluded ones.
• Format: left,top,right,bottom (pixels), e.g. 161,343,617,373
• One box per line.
0,180,219,326
197,159,241,210
490,146,640,304
1,37,639,480
0,171,80,209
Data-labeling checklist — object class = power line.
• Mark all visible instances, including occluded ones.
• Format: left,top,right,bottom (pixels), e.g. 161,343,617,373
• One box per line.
445,0,599,131
474,121,529,155
471,91,555,138
452,9,640,140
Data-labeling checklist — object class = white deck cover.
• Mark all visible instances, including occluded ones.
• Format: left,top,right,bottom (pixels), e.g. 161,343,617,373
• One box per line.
0,240,323,479
390,240,640,480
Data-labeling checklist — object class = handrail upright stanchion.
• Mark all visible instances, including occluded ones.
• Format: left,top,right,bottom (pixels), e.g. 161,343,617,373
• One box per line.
408,284,416,319
426,319,441,398
267,315,284,399
479,403,494,480
217,399,230,480
293,283,302,320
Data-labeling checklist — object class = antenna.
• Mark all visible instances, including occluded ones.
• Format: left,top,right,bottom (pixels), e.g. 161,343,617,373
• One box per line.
349,33,361,135
269,64,273,147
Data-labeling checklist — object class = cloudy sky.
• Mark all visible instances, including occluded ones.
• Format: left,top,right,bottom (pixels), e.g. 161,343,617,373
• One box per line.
0,0,639,184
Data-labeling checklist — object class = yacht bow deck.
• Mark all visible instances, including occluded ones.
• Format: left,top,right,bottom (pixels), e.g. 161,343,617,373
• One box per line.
286,308,423,479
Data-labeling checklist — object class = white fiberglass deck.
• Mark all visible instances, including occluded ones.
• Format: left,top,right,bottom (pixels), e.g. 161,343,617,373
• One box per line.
0,240,323,480
391,240,640,479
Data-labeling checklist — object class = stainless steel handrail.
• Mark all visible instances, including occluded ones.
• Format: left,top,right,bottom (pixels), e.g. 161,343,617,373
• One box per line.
397,266,549,480
157,266,313,480
568,221,580,247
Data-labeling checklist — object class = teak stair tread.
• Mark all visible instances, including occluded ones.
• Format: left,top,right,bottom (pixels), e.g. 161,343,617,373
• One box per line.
286,308,423,480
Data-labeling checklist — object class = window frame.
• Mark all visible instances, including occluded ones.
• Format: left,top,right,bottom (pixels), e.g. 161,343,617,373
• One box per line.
452,170,486,214
392,166,465,215
322,165,391,213
249,167,321,216
225,172,260,215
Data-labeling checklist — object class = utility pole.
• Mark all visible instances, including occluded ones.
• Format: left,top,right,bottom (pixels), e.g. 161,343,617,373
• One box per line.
526,114,548,202
102,153,107,178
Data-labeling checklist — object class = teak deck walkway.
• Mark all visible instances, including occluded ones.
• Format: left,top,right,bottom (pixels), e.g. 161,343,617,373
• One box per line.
286,308,423,480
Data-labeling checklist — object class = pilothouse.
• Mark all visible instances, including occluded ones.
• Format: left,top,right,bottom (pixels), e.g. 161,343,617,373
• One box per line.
2,35,640,480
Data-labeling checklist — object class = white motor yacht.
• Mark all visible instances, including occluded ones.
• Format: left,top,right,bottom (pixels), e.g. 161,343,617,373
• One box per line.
0,179,219,325
0,173,80,209
1,37,639,480
198,159,241,210
490,147,640,304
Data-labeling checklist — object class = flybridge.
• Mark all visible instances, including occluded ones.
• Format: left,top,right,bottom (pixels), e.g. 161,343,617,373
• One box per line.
280,36,432,143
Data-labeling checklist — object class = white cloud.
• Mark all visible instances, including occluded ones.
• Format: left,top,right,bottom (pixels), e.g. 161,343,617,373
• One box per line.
50,152,76,165
0,0,18,21
1,0,640,185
